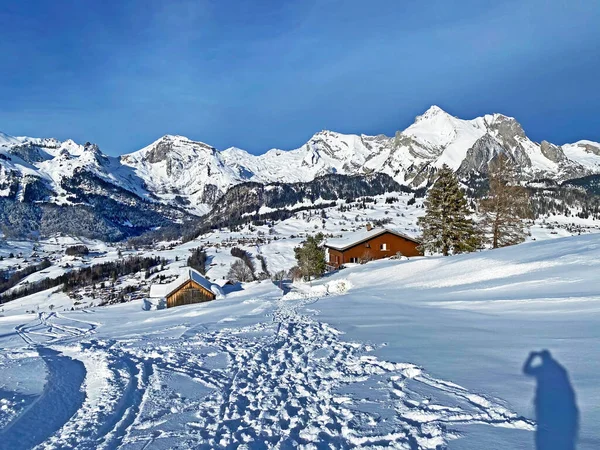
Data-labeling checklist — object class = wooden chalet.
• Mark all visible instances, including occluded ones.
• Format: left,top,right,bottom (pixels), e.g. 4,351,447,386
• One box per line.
325,226,422,269
149,268,217,308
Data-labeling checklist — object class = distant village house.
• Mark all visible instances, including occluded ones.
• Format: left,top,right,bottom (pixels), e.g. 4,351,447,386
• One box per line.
149,268,219,308
325,226,421,269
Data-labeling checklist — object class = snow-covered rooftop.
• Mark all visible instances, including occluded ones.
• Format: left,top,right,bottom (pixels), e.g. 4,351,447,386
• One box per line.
325,227,420,251
149,267,214,298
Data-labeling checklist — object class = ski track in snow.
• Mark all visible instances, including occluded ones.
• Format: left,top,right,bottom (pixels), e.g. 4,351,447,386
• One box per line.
2,298,534,449
0,347,86,450
15,312,98,346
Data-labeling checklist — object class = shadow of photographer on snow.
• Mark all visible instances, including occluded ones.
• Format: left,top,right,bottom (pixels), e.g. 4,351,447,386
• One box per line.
523,350,579,450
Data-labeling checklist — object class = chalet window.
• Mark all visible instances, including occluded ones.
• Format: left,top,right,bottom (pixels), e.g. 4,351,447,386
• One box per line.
380,243,387,251
365,243,370,248
349,257,358,263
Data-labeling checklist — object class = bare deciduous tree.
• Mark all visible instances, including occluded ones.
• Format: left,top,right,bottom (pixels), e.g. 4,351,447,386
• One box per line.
227,260,255,282
479,154,532,248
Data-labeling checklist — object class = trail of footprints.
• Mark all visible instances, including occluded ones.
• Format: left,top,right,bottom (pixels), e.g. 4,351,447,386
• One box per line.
124,298,532,449
18,299,534,449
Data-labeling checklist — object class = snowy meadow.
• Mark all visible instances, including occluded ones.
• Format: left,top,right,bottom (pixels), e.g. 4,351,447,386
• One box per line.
0,233,598,449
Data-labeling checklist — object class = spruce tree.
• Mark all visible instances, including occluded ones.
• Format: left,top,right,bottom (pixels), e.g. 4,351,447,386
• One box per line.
479,153,531,248
418,165,481,256
294,233,326,280
187,247,207,274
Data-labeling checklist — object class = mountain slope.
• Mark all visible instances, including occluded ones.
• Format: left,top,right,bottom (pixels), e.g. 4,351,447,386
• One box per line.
0,134,190,240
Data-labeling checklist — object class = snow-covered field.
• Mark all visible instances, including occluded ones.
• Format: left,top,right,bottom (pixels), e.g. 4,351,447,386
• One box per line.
1,233,599,449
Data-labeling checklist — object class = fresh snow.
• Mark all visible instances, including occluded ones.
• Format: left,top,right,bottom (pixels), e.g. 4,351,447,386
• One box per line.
562,140,600,170
0,233,599,449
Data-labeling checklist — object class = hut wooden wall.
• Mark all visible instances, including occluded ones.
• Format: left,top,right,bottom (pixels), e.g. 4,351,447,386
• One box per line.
166,280,215,308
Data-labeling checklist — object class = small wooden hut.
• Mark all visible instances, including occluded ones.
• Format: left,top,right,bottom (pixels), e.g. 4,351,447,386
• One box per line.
149,268,216,308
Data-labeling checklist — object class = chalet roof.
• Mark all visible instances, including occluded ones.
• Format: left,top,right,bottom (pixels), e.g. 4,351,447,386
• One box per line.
149,267,214,298
325,227,421,251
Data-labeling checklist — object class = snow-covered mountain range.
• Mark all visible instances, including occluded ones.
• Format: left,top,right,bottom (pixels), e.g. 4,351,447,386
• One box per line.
2,106,600,217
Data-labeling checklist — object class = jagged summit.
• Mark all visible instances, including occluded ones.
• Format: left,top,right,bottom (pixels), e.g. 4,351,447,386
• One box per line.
414,105,450,121
122,134,219,165
151,134,212,146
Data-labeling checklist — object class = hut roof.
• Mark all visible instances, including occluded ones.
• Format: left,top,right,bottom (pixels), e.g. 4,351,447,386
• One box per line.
149,267,214,299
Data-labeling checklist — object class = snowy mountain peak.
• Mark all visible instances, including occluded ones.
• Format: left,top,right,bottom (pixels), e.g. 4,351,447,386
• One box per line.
415,105,449,121
401,106,476,163
154,134,199,145
123,134,218,166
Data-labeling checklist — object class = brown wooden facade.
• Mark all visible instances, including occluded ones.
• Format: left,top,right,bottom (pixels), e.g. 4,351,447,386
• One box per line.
166,279,216,308
326,231,421,269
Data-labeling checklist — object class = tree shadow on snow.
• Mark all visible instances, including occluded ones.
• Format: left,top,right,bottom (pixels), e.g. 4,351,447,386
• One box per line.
523,350,579,450
222,282,244,294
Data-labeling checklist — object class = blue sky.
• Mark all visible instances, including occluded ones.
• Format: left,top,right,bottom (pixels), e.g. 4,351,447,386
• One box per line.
1,0,599,156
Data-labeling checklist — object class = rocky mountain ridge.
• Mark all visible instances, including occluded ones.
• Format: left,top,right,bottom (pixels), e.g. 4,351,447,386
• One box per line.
1,106,600,240
119,106,600,208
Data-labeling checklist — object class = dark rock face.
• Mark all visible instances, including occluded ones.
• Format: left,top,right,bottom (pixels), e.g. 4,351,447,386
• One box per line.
83,142,109,166
458,134,507,176
200,184,221,204
22,176,54,202
0,168,20,199
8,143,53,163
485,116,533,169
144,140,173,164
487,115,526,148
408,165,436,188
393,132,437,160
540,141,567,164
579,143,600,156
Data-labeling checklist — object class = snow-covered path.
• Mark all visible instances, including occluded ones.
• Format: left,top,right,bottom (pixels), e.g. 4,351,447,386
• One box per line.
0,293,534,450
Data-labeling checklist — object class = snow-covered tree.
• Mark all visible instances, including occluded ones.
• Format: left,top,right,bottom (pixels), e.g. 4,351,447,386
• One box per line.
227,260,254,283
418,165,481,256
479,154,531,248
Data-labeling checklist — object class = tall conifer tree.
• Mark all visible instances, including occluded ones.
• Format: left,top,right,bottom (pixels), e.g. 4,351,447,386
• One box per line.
294,233,326,280
418,165,481,256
